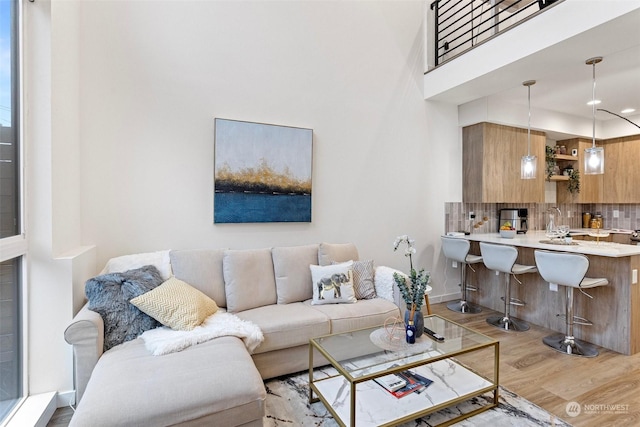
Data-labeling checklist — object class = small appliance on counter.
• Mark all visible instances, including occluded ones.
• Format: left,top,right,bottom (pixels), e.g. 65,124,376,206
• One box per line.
498,208,528,234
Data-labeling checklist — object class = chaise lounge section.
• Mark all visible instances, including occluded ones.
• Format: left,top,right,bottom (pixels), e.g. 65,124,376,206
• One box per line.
65,242,402,426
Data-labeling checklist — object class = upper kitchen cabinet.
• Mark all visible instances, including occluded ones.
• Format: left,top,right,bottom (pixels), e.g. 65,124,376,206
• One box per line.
463,122,545,203
602,134,640,203
556,138,603,204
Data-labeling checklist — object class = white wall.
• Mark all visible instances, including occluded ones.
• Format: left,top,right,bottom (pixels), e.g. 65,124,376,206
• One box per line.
23,0,462,397
77,1,457,275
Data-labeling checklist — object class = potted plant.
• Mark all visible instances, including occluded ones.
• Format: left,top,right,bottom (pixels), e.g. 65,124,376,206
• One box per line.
393,235,430,338
567,168,580,194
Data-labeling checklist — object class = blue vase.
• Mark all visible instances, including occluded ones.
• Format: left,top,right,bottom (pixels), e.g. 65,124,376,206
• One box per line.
404,308,424,338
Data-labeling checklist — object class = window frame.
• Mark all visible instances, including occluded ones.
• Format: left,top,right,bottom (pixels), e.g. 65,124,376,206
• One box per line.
0,0,27,422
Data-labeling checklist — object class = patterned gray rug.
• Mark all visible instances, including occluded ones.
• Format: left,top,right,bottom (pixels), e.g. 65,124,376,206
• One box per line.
263,368,572,426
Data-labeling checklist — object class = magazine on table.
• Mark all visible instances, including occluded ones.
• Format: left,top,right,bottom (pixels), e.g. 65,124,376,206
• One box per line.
374,368,433,398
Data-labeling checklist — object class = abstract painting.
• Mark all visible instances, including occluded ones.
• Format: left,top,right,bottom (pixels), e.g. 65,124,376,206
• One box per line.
214,118,313,223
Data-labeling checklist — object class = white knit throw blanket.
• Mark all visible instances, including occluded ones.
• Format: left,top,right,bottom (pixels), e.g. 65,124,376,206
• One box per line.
140,311,264,356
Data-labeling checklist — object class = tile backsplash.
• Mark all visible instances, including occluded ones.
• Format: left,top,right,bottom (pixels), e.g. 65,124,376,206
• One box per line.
445,203,640,234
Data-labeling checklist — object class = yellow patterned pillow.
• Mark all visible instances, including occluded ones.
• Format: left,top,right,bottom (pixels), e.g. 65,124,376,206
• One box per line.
130,277,218,331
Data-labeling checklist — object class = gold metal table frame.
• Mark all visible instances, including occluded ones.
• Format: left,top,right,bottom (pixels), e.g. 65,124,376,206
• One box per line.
309,314,499,427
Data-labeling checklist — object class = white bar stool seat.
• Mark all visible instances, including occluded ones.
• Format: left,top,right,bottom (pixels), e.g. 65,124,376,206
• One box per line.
480,242,537,331
534,250,609,357
441,236,483,314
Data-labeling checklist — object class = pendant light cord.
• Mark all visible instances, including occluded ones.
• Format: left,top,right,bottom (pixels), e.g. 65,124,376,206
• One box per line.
527,84,531,156
592,60,597,148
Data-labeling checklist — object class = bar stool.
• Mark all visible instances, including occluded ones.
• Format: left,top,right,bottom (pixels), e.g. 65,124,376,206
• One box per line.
534,250,609,357
479,242,537,331
441,236,483,313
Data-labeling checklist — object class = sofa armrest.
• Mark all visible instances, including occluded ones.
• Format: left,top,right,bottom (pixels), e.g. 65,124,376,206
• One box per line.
64,302,104,404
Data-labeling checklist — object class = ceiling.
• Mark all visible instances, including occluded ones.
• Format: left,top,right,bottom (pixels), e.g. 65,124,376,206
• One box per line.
483,8,640,123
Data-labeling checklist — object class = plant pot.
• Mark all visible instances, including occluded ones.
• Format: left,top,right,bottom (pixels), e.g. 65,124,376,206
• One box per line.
404,309,424,338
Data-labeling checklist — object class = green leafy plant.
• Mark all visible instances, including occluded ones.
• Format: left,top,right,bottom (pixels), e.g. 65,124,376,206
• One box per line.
392,235,430,313
545,146,557,181
567,168,580,194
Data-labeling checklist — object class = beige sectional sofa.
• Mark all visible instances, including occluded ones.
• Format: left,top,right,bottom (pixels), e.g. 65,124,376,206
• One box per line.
65,243,401,426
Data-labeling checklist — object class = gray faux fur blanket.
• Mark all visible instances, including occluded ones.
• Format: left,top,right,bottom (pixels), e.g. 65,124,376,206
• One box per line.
85,265,164,351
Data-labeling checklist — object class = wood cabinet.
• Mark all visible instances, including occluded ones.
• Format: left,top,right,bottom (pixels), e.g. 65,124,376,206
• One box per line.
602,134,640,203
556,138,604,204
463,122,545,203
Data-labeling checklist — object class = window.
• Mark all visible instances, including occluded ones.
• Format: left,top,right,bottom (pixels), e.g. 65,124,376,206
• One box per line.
0,0,24,422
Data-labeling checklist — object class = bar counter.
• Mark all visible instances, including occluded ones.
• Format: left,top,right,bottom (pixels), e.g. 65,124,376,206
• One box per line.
460,231,640,355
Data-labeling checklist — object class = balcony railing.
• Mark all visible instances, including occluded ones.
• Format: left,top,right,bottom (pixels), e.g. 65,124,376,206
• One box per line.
430,0,560,67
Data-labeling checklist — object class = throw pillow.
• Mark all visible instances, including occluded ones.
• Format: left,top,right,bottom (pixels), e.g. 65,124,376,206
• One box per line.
310,262,357,305
374,266,406,302
85,265,164,351
130,277,219,331
333,259,377,300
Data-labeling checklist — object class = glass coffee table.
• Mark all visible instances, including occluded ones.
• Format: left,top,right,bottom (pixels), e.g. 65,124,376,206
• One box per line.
309,314,499,427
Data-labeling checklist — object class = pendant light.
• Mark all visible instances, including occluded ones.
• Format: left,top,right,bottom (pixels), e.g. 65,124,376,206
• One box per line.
584,56,604,175
521,80,537,179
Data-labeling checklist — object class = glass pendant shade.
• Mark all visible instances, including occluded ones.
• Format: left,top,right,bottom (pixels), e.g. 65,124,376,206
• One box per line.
521,80,536,179
521,155,537,179
584,146,604,175
584,57,604,175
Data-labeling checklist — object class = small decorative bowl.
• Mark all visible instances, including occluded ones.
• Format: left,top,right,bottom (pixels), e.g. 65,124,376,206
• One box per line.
499,229,517,239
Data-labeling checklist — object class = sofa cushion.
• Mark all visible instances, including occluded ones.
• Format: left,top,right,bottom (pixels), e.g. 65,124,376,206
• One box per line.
85,265,164,352
272,244,318,304
235,303,330,354
70,337,266,427
130,277,219,331
223,248,277,313
318,242,359,266
305,298,400,334
100,250,173,280
310,262,357,305
170,249,227,308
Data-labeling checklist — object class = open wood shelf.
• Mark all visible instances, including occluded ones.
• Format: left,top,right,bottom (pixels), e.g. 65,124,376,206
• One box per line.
548,175,569,181
555,154,577,161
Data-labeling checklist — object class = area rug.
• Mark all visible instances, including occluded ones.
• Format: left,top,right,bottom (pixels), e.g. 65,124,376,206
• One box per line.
264,367,572,426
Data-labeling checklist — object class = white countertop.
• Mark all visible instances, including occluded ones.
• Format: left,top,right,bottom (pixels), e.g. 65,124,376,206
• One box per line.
463,230,640,258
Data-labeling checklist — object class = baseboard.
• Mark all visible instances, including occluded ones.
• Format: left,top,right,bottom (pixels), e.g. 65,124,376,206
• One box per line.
430,292,461,304
57,390,76,408
6,392,56,427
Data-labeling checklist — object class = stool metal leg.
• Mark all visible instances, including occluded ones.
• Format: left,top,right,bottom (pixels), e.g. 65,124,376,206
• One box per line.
543,286,598,357
487,273,529,331
447,262,481,314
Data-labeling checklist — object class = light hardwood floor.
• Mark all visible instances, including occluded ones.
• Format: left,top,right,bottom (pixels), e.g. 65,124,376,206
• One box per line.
47,302,640,427
430,302,640,427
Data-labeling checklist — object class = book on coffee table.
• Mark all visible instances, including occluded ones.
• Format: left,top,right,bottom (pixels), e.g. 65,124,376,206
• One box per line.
375,369,433,398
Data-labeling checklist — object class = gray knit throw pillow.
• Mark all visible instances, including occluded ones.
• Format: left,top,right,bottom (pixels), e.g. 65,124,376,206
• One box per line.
86,265,164,351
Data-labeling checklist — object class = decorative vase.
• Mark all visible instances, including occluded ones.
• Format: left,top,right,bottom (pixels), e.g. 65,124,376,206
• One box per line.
404,308,424,338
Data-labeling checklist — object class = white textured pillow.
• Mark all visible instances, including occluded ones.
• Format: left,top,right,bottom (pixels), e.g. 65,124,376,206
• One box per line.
100,250,173,280
374,266,407,302
310,262,356,305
